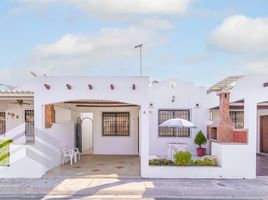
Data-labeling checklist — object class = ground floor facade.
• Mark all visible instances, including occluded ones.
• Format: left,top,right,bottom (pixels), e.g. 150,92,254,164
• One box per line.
0,75,268,179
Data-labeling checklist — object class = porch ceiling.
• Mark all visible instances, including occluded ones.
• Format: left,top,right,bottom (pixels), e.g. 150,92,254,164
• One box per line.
63,100,138,107
0,96,34,101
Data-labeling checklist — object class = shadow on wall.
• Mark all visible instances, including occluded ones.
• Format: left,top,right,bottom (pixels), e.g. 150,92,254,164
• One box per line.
26,127,62,172
0,125,62,178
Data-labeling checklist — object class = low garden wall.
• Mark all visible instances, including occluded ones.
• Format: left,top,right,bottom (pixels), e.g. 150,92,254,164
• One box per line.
142,141,255,179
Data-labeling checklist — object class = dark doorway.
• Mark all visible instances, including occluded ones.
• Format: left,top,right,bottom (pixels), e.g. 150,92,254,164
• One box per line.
260,115,268,153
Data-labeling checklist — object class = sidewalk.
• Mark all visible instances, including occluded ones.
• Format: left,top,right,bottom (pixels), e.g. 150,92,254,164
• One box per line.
0,176,268,199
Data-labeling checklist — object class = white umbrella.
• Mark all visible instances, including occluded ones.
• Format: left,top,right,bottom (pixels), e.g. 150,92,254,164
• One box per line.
159,118,196,128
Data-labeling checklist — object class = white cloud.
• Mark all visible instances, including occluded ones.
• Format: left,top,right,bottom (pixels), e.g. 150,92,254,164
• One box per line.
31,26,164,59
14,0,193,20
4,0,180,84
209,15,268,53
183,55,211,64
136,18,174,30
235,56,268,73
4,0,193,84
20,25,167,76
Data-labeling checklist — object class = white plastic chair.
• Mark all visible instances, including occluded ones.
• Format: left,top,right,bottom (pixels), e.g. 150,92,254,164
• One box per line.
73,148,81,163
61,147,74,165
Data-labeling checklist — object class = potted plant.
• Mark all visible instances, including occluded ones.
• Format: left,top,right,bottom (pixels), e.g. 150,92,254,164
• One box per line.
194,130,207,156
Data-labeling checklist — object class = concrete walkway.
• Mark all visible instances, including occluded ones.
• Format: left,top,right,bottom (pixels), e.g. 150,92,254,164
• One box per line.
0,176,268,199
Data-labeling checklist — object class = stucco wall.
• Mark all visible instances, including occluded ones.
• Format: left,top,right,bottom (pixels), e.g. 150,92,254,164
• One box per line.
206,74,268,179
55,105,72,124
143,141,254,179
0,102,34,144
32,76,149,177
149,79,209,156
1,103,34,133
76,107,139,155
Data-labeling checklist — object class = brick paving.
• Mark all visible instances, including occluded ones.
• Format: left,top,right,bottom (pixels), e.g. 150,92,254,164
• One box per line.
44,155,140,178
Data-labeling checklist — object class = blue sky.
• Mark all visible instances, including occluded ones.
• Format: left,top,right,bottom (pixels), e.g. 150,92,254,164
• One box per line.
0,0,268,87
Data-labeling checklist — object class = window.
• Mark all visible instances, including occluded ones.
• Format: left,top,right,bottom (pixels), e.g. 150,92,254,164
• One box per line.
230,111,244,129
0,112,6,135
158,110,190,137
25,110,35,142
102,112,130,136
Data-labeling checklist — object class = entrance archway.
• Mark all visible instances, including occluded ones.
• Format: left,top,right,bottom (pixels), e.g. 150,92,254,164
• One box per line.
76,116,94,154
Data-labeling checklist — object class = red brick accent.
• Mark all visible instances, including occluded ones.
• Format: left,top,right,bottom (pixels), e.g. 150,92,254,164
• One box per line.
216,92,234,142
233,130,248,143
208,91,235,143
263,82,268,87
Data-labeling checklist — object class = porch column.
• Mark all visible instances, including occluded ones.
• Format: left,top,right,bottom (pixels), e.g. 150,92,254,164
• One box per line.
139,106,149,177
244,98,257,178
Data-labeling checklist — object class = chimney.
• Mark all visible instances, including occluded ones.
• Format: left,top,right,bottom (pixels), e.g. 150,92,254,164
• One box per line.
218,92,232,121
209,91,234,142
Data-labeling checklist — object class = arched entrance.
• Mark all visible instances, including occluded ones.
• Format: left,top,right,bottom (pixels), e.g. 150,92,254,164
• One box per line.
76,116,94,154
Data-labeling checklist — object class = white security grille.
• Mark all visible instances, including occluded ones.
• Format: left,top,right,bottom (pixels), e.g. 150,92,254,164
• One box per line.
0,112,6,135
25,110,34,143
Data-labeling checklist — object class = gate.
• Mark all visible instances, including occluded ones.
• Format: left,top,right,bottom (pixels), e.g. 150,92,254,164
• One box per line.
75,117,82,152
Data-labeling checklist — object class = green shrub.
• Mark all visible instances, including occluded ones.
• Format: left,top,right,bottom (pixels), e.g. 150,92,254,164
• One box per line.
149,159,173,166
193,160,204,166
194,130,207,148
174,151,192,166
148,155,218,167
201,156,217,166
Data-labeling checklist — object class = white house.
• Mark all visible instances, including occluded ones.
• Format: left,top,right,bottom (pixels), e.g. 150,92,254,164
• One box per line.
0,74,267,179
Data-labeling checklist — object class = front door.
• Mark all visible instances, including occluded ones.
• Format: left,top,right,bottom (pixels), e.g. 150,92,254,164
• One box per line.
260,115,268,153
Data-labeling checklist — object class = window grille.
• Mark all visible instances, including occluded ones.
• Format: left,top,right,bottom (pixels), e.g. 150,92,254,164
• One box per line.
0,112,6,135
102,112,130,136
158,109,190,137
230,111,244,129
25,110,35,143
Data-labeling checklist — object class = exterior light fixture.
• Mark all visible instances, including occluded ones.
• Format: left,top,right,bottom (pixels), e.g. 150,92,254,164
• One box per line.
88,84,93,90
132,84,136,90
44,84,50,90
171,96,175,103
110,84,114,90
170,82,176,88
66,84,72,90
7,112,18,119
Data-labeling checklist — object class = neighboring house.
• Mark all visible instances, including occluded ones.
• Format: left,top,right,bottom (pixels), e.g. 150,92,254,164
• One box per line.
0,74,267,179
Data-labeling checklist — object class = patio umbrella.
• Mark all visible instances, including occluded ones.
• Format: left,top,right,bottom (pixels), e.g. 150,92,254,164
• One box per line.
159,118,196,128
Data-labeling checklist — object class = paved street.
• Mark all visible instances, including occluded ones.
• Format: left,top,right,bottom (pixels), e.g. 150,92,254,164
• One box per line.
0,176,268,199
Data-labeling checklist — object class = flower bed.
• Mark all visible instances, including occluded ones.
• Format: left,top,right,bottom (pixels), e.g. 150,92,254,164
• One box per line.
149,151,218,167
